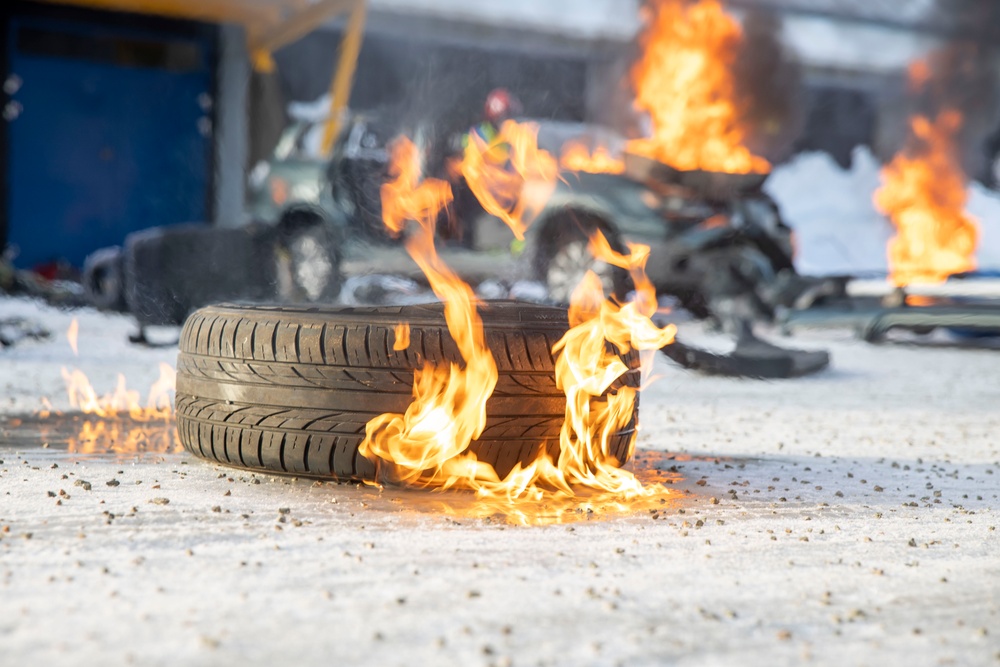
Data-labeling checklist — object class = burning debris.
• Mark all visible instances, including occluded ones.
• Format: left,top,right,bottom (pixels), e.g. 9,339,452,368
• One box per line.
873,34,995,287
626,0,769,175
874,111,979,286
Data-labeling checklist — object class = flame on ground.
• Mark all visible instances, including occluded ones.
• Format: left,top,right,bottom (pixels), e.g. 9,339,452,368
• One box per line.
560,141,625,175
458,119,559,240
45,321,180,454
626,0,769,175
874,110,978,286
361,136,678,523
64,417,180,455
62,362,175,422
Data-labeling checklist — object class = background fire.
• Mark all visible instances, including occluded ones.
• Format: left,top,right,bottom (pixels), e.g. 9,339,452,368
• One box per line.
626,0,770,175
875,111,979,286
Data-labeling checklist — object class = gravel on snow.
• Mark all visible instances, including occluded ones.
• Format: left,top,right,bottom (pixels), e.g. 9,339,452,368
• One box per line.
1,297,999,667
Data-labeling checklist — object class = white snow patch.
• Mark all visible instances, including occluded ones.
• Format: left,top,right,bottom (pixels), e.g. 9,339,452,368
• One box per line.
0,298,178,416
767,146,1000,277
967,182,1000,272
2,297,1000,666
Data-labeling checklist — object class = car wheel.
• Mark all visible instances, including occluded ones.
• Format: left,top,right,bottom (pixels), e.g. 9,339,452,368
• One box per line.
694,243,778,330
536,212,629,305
82,246,126,312
174,302,640,481
276,208,342,303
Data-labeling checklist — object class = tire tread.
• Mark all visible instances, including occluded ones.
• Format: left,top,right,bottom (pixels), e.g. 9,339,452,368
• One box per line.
176,303,638,480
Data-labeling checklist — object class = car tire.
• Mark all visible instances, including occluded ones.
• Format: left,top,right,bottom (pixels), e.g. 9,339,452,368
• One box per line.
124,224,277,327
82,246,127,312
275,207,343,303
534,211,630,305
175,301,640,481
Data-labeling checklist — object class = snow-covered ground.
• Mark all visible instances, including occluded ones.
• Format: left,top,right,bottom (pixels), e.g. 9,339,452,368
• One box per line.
765,146,1000,277
2,297,999,666
0,299,178,416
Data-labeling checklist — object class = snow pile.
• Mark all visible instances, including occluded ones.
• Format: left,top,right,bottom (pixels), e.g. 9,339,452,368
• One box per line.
766,146,1000,277
967,182,1000,271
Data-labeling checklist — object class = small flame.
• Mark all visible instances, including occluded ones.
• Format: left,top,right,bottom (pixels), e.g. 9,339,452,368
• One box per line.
361,135,678,523
38,396,57,420
66,418,180,455
57,362,179,453
67,318,79,356
393,323,411,351
458,119,559,240
61,362,175,422
47,322,180,453
626,0,769,174
874,110,978,286
560,141,625,175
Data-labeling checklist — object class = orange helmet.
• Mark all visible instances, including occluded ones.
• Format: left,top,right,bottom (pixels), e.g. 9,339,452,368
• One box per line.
484,88,521,123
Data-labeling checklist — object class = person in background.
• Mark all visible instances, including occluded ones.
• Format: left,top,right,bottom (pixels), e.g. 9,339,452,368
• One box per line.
466,88,523,155
447,88,524,248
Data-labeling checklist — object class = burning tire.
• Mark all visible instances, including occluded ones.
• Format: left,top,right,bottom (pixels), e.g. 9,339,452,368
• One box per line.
174,302,639,481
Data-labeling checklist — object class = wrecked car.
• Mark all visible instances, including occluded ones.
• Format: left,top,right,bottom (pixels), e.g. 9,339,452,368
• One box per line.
83,114,799,335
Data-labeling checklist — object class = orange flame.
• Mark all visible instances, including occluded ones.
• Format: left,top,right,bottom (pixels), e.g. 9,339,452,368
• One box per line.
393,322,411,351
38,396,57,419
458,119,559,240
58,361,179,454
48,320,180,453
560,141,625,175
360,136,499,486
65,418,180,455
626,0,769,175
874,110,978,286
61,362,175,422
908,60,932,92
361,135,678,522
67,318,79,356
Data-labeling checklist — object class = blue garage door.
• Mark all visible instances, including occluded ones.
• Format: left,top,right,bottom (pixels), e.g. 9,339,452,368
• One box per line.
5,15,214,269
